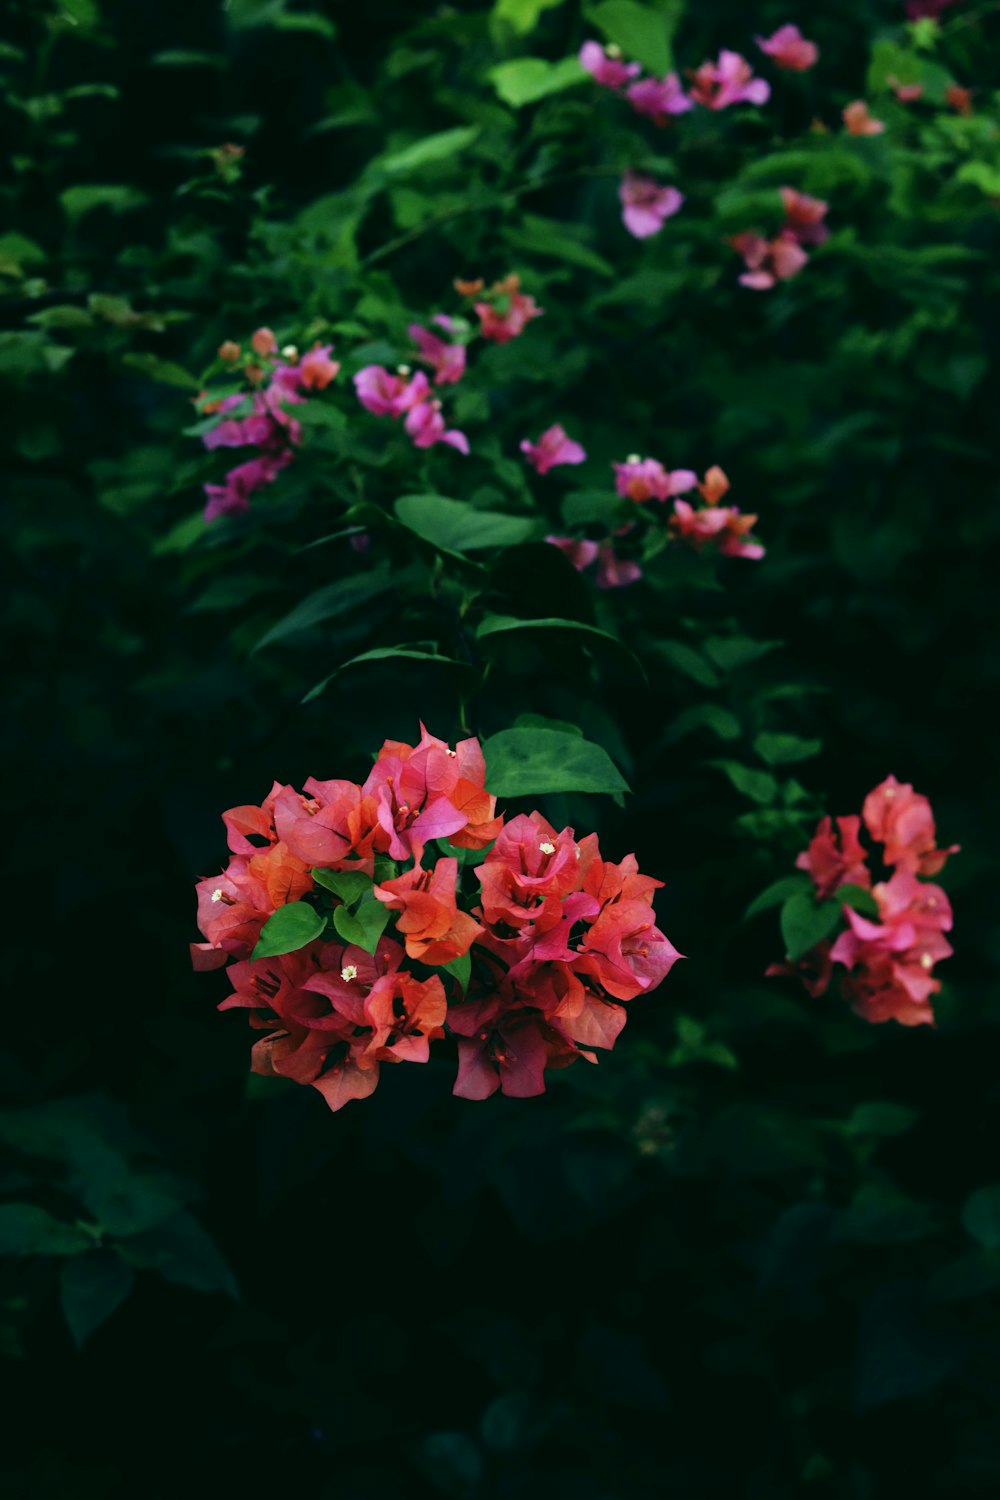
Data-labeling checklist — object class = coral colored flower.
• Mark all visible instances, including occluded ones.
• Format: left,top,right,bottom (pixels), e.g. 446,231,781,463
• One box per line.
619,173,684,239
731,230,809,290
375,857,482,966
614,455,697,503
890,78,925,102
862,775,959,876
474,274,543,343
297,344,340,390
404,399,470,454
251,326,277,356
595,545,642,589
625,73,692,124
353,365,429,417
520,424,587,474
218,340,241,363
780,186,829,245
669,498,765,560
945,83,972,114
698,465,730,504
689,51,771,109
796,815,871,899
579,39,641,90
843,100,885,135
755,24,818,72
576,898,682,1001
408,316,467,386
830,870,953,1027
454,277,484,297
545,535,600,571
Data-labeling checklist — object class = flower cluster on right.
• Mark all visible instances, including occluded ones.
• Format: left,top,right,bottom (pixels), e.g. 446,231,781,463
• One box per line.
769,776,958,1026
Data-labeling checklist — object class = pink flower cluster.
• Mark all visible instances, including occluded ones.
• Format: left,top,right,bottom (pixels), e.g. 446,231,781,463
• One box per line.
771,776,959,1026
547,458,764,586
619,173,684,240
194,726,678,1109
754,25,818,73
200,330,339,521
731,186,829,290
580,39,773,117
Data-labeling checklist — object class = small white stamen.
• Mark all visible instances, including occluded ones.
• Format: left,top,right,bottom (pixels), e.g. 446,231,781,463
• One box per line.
397,364,411,376
341,964,358,982
626,453,641,465
606,43,622,58
919,953,933,970
281,344,298,360
211,888,225,903
539,841,556,855
445,749,457,758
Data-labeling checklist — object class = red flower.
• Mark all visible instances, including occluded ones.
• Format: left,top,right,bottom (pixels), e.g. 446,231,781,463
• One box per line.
862,775,959,876
795,815,871,898
374,857,482,966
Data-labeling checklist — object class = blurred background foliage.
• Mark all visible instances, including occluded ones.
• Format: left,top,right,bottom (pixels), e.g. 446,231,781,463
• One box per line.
2,0,999,1495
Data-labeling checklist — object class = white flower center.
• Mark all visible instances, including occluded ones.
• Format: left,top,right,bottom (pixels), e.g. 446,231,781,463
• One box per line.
539,841,556,855
341,965,358,982
626,453,641,465
397,364,411,376
281,344,298,360
211,888,225,903
919,953,933,970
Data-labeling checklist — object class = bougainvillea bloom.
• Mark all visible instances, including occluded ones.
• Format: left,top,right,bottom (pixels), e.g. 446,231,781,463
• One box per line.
408,316,467,386
297,344,340,390
843,100,886,135
755,25,818,71
404,399,469,453
520,424,587,474
473,275,543,343
251,326,277,355
545,535,600,572
689,51,770,109
619,174,684,239
945,84,972,114
669,499,764,559
353,365,429,417
906,0,957,16
195,729,678,1110
579,39,641,90
595,544,642,589
731,231,809,290
862,775,959,876
796,815,871,899
203,452,291,522
625,73,692,124
780,187,830,245
614,456,697,503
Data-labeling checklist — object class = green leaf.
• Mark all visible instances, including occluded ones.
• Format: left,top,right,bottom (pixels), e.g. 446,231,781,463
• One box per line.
442,952,472,994
962,1186,1000,1250
588,0,682,75
122,352,200,390
153,513,208,556
271,11,336,38
780,892,842,963
664,705,741,744
118,1211,238,1297
60,184,148,220
395,493,537,554
744,875,812,920
251,902,326,959
59,1253,133,1348
27,304,95,330
504,214,614,276
492,0,567,35
488,55,586,109
81,1173,181,1238
655,641,720,687
333,892,391,954
709,761,778,805
477,614,642,675
252,568,395,651
303,646,471,704
378,127,479,176
483,726,629,797
836,883,880,919
753,732,822,766
0,1203,92,1257
846,1103,920,1138
311,869,371,904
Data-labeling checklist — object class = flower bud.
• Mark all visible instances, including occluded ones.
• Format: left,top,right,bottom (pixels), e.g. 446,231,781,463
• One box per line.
218,340,241,363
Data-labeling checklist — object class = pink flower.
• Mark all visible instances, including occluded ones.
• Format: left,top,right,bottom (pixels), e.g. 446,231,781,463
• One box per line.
408,316,467,386
906,0,957,17
890,78,925,102
579,39,641,91
689,50,771,109
619,173,684,239
595,545,642,589
755,24,818,72
796,815,871,899
203,452,291,522
297,344,340,390
625,73,692,124
843,100,885,136
404,399,470,454
353,365,430,417
830,870,953,1027
545,535,600,571
862,776,959,877
251,326,277,356
474,274,543,343
669,498,765,559
731,230,808,290
613,455,697,503
520,424,587,474
780,186,829,246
